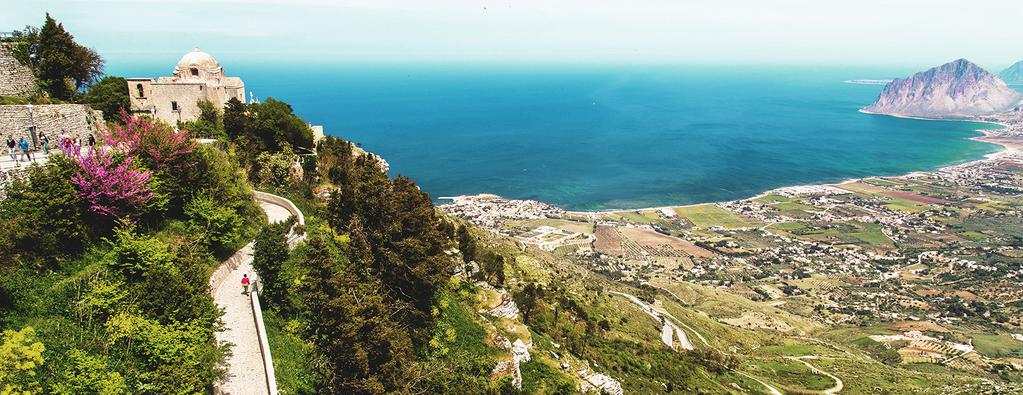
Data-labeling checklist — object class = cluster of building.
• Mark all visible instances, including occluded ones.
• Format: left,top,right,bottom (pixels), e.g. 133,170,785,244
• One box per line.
439,194,565,229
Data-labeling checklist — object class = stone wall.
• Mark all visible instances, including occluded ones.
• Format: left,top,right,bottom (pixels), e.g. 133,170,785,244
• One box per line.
0,43,36,97
0,104,103,146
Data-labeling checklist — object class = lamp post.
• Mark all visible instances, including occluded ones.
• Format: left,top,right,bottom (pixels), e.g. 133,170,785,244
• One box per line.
26,104,37,149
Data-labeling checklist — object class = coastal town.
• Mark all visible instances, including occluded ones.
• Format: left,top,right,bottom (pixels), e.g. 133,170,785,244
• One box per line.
442,110,1023,381
5,4,1023,393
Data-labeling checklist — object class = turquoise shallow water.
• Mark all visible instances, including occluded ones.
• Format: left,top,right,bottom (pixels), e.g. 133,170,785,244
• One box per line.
111,63,1001,210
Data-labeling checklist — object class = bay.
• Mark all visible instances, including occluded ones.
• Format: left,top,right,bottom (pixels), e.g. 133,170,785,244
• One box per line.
110,62,1000,210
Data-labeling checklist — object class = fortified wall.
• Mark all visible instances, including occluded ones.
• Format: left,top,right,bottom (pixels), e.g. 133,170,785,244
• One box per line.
0,104,103,144
0,43,36,97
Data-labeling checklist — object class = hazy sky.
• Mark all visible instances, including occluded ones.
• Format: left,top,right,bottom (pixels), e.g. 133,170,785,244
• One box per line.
5,0,1023,69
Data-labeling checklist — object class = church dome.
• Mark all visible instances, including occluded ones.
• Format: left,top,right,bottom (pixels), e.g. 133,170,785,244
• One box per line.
177,48,220,68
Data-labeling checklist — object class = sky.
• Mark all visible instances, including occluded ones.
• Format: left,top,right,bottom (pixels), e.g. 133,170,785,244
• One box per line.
5,0,1023,69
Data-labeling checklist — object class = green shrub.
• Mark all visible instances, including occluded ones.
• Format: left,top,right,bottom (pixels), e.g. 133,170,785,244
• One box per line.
104,312,223,393
0,155,90,268
255,145,299,188
81,76,129,122
0,326,45,394
185,194,243,253
52,349,128,395
253,221,291,309
105,225,174,278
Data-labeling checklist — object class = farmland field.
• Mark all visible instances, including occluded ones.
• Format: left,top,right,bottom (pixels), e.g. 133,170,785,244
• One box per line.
674,204,755,229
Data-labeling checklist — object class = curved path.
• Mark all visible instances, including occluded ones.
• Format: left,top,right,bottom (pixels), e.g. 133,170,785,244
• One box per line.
609,291,695,350
213,195,295,395
786,356,844,395
610,290,794,395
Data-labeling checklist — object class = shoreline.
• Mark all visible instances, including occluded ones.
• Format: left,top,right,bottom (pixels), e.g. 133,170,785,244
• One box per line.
439,113,1019,216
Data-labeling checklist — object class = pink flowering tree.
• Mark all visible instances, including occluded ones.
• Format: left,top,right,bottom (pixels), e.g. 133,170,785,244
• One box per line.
63,143,154,218
101,109,194,170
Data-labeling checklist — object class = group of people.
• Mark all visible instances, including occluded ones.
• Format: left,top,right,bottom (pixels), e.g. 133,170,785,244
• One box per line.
4,130,96,167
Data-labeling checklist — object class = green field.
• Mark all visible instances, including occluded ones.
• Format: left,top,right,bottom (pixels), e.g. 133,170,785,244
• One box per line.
884,200,928,213
969,332,1023,358
838,182,929,213
674,204,755,229
615,210,661,224
754,194,792,204
849,222,894,246
838,181,887,195
773,201,816,212
748,359,835,392
865,178,902,186
766,221,807,232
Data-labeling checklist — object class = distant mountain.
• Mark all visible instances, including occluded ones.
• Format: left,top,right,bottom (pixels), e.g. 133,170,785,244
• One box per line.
863,59,1022,118
999,60,1023,85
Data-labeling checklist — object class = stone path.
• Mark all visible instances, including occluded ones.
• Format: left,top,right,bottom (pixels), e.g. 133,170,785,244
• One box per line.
213,200,293,395
0,151,51,171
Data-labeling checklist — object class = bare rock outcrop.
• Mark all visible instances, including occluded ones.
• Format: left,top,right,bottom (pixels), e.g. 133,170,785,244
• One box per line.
864,59,1022,118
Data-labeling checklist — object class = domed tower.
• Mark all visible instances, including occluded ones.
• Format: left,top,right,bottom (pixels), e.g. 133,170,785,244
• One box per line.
126,48,245,125
172,48,224,82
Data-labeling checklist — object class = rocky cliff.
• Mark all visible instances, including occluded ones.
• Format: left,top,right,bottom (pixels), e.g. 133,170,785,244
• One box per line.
999,60,1023,86
863,59,1022,118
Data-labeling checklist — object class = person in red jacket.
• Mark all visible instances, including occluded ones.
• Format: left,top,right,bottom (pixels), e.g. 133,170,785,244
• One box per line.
241,274,251,295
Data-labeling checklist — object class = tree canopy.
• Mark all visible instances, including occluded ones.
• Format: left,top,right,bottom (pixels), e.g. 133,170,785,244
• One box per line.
81,76,129,120
13,13,104,100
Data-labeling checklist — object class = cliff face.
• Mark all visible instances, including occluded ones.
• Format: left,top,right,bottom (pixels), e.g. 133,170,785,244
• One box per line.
999,61,1023,85
864,59,1022,118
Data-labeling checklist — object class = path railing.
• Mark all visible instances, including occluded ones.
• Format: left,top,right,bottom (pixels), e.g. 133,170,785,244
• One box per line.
252,190,307,248
249,280,278,395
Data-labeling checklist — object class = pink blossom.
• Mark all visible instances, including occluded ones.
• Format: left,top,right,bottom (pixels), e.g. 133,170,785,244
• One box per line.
101,109,194,170
63,142,154,218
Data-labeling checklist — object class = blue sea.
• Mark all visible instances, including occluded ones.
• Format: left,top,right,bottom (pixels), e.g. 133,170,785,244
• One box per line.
110,62,1001,211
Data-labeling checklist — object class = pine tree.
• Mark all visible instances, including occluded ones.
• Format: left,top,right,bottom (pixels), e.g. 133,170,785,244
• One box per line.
299,237,414,395
33,13,103,99
252,221,290,307
456,225,477,264
223,97,249,140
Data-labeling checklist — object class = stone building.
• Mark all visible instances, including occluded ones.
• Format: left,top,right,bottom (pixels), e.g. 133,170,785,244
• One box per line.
126,48,245,125
0,42,37,97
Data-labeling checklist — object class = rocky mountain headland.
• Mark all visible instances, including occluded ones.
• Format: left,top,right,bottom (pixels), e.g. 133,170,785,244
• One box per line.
863,58,1023,118
999,60,1023,85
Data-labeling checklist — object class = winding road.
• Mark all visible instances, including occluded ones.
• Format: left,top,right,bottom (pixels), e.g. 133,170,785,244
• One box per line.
610,290,846,395
212,194,296,395
786,356,844,395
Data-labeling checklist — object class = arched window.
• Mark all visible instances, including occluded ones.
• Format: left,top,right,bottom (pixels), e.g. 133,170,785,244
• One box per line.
136,83,144,98
190,68,199,76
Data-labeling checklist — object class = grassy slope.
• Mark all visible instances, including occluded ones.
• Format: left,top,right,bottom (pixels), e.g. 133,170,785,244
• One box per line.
477,220,1003,394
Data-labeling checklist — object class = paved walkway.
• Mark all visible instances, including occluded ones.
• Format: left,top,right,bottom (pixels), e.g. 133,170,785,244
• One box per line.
213,200,293,395
0,152,51,171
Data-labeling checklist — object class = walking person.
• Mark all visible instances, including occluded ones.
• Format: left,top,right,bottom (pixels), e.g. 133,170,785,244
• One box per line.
241,273,251,295
87,133,96,148
39,132,49,155
18,136,33,163
5,137,16,164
